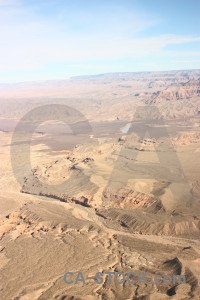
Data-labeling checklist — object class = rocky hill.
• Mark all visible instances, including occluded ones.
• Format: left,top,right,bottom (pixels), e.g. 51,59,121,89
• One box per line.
152,78,200,103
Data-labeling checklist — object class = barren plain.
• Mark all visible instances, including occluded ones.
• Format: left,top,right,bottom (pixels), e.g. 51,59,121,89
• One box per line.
0,70,200,299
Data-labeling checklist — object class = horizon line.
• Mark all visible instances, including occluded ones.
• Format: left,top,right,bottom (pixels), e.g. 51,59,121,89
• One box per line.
0,68,200,85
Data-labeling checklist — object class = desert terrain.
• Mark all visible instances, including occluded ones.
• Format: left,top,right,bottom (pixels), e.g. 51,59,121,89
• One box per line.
0,70,200,299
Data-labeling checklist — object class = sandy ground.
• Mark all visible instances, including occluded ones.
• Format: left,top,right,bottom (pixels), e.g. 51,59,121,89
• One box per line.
0,71,200,299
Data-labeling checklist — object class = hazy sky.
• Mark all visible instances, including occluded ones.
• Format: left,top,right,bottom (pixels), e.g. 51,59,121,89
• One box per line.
1,0,200,82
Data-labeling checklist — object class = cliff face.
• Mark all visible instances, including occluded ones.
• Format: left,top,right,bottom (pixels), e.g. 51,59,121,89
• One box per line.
152,78,200,103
